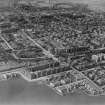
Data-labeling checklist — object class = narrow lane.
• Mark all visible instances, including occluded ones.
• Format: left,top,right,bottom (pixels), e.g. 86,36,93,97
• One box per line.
0,34,19,59
0,35,13,50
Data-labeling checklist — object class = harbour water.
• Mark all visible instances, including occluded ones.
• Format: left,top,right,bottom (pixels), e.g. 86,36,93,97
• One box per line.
0,78,104,105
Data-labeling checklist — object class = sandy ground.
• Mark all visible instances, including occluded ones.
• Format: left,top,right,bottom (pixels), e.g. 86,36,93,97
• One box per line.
0,0,105,105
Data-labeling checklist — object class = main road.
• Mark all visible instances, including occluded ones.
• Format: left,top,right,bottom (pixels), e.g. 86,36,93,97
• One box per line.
71,59,103,91
21,30,59,62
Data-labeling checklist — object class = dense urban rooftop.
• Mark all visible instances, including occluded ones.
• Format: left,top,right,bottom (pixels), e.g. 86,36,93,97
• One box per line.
0,1,105,96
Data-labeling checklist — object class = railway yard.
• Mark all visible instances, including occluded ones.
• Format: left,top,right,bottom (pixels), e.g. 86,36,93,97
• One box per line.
0,2,105,96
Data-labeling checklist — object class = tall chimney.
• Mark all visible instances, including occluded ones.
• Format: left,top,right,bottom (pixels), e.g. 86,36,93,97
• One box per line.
8,0,21,7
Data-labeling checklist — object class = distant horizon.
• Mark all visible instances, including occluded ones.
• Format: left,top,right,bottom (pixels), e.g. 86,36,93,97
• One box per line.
0,0,105,12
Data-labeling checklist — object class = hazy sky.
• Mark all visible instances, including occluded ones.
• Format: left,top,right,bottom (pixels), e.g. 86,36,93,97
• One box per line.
0,0,105,11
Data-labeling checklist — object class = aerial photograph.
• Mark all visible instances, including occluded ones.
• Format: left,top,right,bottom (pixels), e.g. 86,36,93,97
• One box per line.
1,0,105,105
